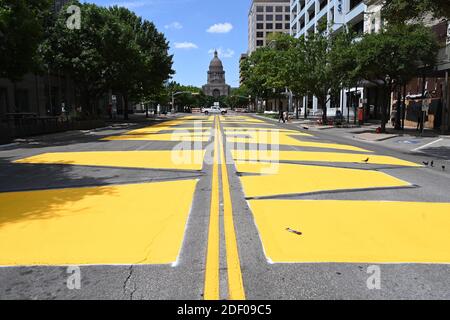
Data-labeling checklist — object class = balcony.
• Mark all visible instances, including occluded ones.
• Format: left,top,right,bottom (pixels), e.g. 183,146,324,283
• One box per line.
350,0,363,11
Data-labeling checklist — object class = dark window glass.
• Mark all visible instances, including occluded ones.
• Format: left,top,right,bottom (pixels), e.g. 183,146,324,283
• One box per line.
257,31,264,37
257,40,264,46
266,23,273,29
266,6,273,12
285,23,290,29
276,6,283,12
256,6,264,12
257,14,264,21
276,15,283,21
257,23,264,29
266,14,273,20
276,23,283,29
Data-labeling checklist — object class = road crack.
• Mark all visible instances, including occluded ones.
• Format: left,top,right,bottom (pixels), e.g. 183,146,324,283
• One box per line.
123,265,137,300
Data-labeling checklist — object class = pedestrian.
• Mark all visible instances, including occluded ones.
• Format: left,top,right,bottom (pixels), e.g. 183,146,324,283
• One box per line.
107,104,113,119
278,108,285,123
417,109,423,131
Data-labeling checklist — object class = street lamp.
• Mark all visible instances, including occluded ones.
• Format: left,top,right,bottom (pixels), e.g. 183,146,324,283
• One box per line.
230,94,251,111
171,91,199,113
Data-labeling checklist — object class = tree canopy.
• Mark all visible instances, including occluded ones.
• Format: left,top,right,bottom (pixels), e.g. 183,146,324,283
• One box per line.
0,0,51,80
381,0,450,22
42,1,174,118
241,21,439,128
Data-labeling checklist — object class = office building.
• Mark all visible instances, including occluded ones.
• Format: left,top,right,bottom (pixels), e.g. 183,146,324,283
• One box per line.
248,0,291,53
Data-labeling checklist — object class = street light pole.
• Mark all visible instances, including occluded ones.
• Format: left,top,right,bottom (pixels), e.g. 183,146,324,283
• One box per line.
171,91,199,113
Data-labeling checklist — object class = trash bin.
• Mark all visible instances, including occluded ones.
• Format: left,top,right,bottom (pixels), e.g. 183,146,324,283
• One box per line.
358,107,364,125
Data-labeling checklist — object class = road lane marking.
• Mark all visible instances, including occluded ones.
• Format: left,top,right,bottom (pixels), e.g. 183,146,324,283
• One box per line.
231,150,421,167
14,150,206,171
204,118,220,300
218,118,246,300
226,133,370,152
103,133,211,142
248,199,450,264
235,162,411,198
412,138,444,152
0,180,198,266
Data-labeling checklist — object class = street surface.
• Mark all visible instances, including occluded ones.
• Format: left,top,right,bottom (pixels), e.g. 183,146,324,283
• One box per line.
0,114,449,300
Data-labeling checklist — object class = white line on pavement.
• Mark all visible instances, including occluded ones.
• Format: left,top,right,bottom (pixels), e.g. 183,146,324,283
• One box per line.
412,138,444,152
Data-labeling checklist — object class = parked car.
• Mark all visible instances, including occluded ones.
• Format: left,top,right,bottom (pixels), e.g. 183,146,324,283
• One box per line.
202,106,227,115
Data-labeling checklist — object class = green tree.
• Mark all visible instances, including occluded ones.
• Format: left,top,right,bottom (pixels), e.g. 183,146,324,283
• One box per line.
241,48,272,112
298,27,356,123
0,0,51,80
106,6,173,120
381,0,450,22
42,2,112,116
225,86,250,110
355,24,439,132
42,2,173,119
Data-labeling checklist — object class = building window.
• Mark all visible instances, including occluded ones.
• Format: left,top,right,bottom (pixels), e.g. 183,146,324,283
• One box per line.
257,31,264,38
276,6,283,13
266,23,273,29
350,0,363,11
285,23,290,30
266,14,273,21
292,22,297,31
257,23,264,29
285,6,290,12
352,20,364,34
266,6,273,13
257,40,264,46
285,14,290,21
276,23,283,30
257,14,264,21
256,6,264,12
276,15,283,21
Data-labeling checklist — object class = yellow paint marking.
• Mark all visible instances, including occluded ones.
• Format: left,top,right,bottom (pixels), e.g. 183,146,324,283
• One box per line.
182,116,214,121
235,162,410,198
225,128,299,134
103,133,210,142
0,180,198,266
204,118,220,300
15,150,206,171
217,119,246,300
231,150,421,167
225,130,311,138
248,199,450,263
226,133,369,152
127,127,212,134
220,119,266,124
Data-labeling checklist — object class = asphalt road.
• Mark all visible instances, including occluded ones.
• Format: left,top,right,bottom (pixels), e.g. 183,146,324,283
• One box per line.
0,114,449,300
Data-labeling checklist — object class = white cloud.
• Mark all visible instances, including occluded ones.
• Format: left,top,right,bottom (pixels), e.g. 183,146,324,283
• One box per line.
208,48,235,58
207,22,233,34
165,22,183,30
174,42,199,50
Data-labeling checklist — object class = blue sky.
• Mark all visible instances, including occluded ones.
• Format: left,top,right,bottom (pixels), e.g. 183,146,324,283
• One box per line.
84,0,250,88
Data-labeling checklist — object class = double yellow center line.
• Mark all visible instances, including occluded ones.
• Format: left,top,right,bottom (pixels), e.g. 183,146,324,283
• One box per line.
204,117,246,300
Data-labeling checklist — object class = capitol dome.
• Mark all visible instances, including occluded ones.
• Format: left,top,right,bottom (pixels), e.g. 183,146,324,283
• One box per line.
202,50,230,98
209,50,224,70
